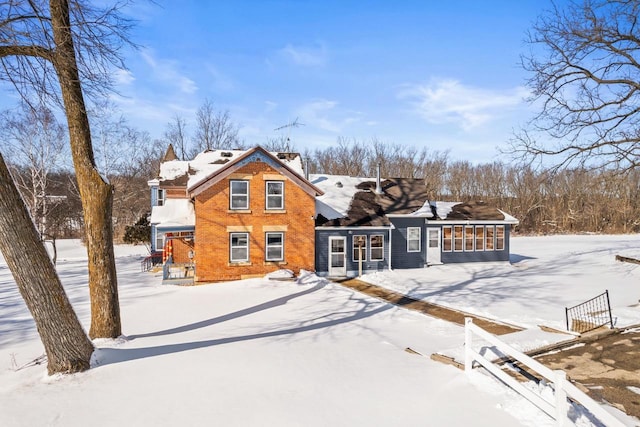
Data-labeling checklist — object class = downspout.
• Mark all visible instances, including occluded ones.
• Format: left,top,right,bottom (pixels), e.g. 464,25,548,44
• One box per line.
388,225,393,271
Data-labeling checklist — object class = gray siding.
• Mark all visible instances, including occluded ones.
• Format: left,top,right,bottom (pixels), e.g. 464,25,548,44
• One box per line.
434,224,512,263
389,218,426,269
315,229,389,277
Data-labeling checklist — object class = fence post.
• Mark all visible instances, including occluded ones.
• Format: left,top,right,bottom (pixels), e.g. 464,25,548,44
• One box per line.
554,370,568,426
605,290,614,329
465,317,473,373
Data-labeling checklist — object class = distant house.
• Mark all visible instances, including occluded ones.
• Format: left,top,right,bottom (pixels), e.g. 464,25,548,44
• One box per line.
149,146,518,283
311,172,519,277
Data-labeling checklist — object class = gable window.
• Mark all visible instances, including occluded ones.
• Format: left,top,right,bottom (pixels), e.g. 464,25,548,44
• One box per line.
442,226,452,252
464,226,474,251
475,226,485,251
265,232,284,261
496,225,505,250
230,233,249,262
370,235,384,261
353,235,367,261
407,227,421,252
266,181,284,210
230,180,249,209
485,226,495,250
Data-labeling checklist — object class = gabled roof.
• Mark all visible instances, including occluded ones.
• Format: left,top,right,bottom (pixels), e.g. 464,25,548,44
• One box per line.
188,146,323,198
311,174,518,227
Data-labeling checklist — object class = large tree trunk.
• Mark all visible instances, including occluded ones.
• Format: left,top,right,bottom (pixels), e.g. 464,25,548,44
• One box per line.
50,0,121,338
0,153,94,374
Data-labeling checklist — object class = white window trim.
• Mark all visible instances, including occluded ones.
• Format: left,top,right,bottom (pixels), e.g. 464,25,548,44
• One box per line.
230,232,249,262
352,235,367,262
442,226,452,252
485,226,495,251
453,225,464,252
496,225,505,251
230,180,249,210
464,225,475,252
407,227,421,253
370,234,384,261
157,188,165,206
265,232,284,261
265,181,284,210
475,225,485,251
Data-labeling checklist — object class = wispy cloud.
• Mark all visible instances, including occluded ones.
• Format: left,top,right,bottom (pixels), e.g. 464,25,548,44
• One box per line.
279,43,328,67
296,99,362,133
140,49,197,94
113,69,135,86
399,79,529,131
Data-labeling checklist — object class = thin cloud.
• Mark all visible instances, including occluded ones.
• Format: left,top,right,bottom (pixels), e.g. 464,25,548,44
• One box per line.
279,43,328,67
297,99,362,133
399,79,529,131
140,49,197,95
113,69,135,85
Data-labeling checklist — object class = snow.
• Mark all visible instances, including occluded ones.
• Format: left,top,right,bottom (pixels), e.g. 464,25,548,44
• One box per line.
157,149,305,190
149,198,195,227
310,174,370,217
0,235,639,426
408,199,435,217
431,200,459,219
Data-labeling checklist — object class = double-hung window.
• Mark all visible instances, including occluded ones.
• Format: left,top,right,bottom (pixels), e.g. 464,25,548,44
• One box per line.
353,235,367,261
265,232,284,261
496,225,505,250
266,181,284,210
157,188,165,206
230,233,249,262
407,227,421,252
370,235,384,261
230,180,249,210
453,225,464,251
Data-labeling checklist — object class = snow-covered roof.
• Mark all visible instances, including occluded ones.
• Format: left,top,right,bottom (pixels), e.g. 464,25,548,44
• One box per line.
310,174,370,219
150,199,195,229
158,149,305,189
430,201,459,220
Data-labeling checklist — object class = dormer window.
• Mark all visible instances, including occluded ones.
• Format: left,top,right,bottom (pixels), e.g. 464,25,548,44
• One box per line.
230,180,249,209
266,181,284,209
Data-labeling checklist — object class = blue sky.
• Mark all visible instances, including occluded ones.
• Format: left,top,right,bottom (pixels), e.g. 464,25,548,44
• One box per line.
23,1,559,163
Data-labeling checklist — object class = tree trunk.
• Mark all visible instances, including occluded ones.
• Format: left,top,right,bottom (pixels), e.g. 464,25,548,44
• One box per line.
0,153,94,374
50,0,121,338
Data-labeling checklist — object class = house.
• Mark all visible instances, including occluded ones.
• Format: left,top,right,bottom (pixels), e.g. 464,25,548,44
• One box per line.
311,171,519,278
149,145,323,283
149,146,518,283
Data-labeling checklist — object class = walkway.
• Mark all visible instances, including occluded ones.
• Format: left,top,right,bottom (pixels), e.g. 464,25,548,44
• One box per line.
337,278,522,335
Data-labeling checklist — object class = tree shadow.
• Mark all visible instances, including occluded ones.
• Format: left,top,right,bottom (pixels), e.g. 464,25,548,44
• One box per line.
94,283,390,367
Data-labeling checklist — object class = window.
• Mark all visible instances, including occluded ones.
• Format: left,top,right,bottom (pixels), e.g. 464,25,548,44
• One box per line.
157,188,165,206
265,232,284,261
230,180,249,209
453,225,463,252
442,226,452,252
230,233,249,262
475,226,484,251
370,235,384,261
464,226,474,251
353,235,367,261
485,226,495,250
266,181,284,209
155,231,164,253
496,225,505,250
407,227,421,252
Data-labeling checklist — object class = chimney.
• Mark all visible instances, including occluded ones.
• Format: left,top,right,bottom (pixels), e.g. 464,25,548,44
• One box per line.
305,158,310,180
375,163,383,194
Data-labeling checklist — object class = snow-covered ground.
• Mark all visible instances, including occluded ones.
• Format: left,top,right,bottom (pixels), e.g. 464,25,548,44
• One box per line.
0,235,638,426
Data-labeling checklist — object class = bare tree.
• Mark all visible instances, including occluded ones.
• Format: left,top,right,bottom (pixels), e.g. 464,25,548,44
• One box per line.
0,0,135,339
0,153,94,374
512,0,640,173
164,114,189,160
193,98,242,154
0,103,68,237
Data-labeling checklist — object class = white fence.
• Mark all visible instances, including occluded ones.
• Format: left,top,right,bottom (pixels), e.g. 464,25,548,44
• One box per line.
464,318,625,427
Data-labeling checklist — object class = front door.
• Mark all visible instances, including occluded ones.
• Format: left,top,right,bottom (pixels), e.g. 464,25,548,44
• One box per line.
328,236,347,277
426,227,442,265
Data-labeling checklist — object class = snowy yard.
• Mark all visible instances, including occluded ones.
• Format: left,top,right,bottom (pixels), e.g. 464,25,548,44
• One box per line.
0,235,639,426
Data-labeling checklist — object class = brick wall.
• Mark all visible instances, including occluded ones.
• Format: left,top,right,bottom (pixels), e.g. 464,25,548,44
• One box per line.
193,161,316,282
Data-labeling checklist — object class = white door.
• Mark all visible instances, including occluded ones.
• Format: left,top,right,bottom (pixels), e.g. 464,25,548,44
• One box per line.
426,227,441,265
328,236,347,277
